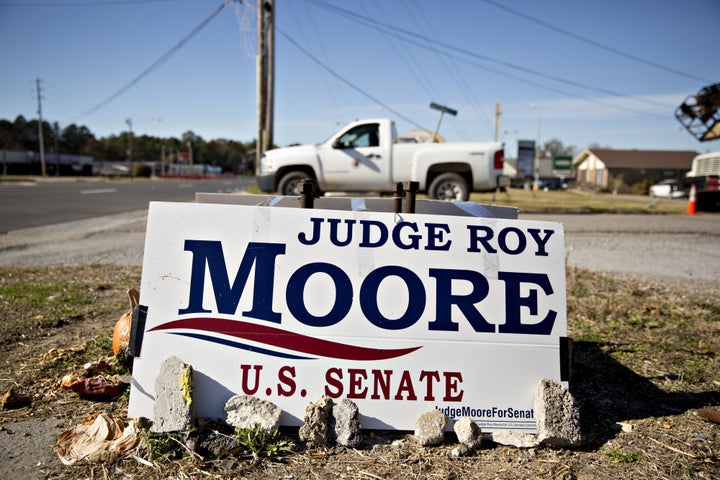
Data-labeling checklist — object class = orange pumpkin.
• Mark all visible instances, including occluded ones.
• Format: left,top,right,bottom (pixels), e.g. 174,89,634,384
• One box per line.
113,288,139,357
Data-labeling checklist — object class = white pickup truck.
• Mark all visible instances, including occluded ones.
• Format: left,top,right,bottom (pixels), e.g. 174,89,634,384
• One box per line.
256,118,508,201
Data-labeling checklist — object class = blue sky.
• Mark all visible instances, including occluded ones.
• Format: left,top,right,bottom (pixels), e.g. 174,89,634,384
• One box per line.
1,0,718,157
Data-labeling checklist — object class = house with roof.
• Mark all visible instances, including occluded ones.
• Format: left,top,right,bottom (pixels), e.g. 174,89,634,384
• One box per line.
571,148,698,193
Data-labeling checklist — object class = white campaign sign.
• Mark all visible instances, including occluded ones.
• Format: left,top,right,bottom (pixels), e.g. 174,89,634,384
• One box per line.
128,201,567,432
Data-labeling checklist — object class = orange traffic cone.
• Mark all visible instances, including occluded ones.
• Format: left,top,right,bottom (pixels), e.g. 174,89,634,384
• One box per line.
687,183,697,215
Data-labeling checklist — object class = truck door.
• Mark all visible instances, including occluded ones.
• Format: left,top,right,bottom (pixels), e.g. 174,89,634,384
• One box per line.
320,122,390,191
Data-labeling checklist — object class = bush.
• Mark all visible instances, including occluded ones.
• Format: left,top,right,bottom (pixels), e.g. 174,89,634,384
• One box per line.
133,164,153,177
631,179,653,196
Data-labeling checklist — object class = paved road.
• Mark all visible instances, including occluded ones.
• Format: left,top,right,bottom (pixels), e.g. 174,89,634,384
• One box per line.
0,192,718,289
0,176,255,233
522,213,719,287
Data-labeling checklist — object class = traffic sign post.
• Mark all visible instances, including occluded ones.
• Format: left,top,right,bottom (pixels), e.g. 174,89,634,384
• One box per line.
430,102,458,142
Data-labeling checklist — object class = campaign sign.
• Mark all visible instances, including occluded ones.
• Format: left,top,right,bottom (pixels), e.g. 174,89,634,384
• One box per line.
128,201,567,432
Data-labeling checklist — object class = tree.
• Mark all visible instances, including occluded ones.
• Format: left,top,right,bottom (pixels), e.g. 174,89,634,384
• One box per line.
100,134,127,162
61,124,95,154
226,139,249,173
12,115,35,150
181,130,201,144
0,119,13,149
133,134,162,163
587,142,612,150
0,115,257,174
540,138,576,160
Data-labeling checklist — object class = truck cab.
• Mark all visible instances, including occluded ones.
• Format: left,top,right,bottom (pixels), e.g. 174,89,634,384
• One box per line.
318,120,396,191
257,119,396,195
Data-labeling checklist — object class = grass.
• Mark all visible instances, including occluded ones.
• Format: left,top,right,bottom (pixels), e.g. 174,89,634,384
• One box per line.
0,264,718,479
469,188,689,214
566,267,719,392
0,280,89,328
0,265,141,345
604,448,646,463
245,183,690,214
234,424,291,461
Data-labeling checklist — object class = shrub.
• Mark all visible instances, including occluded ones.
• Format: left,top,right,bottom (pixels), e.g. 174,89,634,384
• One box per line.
133,163,153,177
631,179,653,196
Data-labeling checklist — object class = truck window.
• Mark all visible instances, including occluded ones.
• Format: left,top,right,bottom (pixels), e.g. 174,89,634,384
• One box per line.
337,123,380,148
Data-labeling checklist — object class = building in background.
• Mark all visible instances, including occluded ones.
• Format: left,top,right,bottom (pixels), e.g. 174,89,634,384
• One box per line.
572,148,698,193
0,149,93,176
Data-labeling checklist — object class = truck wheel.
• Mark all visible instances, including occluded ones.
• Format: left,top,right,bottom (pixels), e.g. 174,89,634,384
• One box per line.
277,171,311,196
428,173,469,201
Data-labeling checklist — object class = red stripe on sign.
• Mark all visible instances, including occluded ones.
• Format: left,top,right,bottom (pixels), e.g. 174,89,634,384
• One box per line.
149,317,421,361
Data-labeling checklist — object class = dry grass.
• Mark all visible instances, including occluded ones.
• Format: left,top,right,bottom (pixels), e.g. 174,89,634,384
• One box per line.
0,265,718,479
243,183,689,214
469,188,689,214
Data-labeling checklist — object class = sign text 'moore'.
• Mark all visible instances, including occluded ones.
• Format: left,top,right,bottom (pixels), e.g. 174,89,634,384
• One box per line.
179,239,557,335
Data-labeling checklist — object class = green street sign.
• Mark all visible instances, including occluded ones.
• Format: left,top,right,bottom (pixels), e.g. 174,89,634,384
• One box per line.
553,156,572,170
430,102,458,116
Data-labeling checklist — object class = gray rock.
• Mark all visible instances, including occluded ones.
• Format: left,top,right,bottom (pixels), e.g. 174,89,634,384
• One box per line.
414,409,447,446
534,378,582,447
224,395,281,432
299,395,334,448
329,399,363,447
491,430,539,448
188,429,243,458
450,444,470,457
453,417,482,449
151,356,194,432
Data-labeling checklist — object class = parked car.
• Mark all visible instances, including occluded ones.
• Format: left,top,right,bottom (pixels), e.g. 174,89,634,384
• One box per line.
538,177,563,191
561,176,576,189
649,179,689,198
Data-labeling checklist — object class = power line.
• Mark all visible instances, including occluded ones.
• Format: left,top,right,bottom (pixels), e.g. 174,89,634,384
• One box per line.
369,0,456,129
277,28,429,131
402,0,493,138
289,1,349,121
305,0,675,110
44,83,124,125
0,0,181,7
479,0,713,84
76,1,227,119
302,0,667,120
383,26,669,119
289,0,668,127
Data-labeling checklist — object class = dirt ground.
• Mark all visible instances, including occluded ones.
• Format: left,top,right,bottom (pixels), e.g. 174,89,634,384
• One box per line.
0,264,718,479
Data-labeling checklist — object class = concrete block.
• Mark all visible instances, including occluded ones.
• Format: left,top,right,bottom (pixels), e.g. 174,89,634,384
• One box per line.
330,398,363,447
151,356,194,432
224,395,281,432
299,395,333,448
414,409,447,446
535,378,582,447
453,417,482,449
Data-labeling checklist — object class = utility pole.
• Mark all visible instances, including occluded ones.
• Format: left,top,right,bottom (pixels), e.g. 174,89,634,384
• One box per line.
266,0,274,154
530,103,542,190
187,140,194,176
256,0,264,174
36,78,47,177
494,102,502,142
53,122,60,176
256,0,274,174
126,118,133,179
